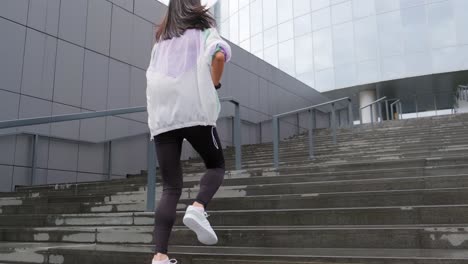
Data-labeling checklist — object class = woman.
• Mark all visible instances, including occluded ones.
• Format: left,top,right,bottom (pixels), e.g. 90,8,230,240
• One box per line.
146,0,231,263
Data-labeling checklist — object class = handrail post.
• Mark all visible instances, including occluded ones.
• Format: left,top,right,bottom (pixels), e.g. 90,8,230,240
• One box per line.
146,135,157,212
385,100,389,121
273,117,280,169
31,134,39,186
370,104,374,126
331,103,337,144
399,102,403,120
309,109,316,159
378,102,383,123
348,100,353,128
359,108,363,125
107,141,112,181
234,102,242,170
296,113,300,135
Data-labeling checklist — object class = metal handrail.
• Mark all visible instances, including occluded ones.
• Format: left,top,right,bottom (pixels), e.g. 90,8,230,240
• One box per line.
272,97,353,169
0,97,242,212
359,96,387,125
390,99,403,120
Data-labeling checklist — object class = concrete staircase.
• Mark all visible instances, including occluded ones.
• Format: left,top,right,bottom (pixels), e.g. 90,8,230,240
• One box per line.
2,114,468,263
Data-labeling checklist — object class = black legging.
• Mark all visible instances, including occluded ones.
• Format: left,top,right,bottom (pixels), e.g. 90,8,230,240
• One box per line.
153,125,225,254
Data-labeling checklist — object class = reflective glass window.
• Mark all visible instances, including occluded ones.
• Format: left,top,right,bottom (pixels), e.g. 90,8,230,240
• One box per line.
239,7,250,41
312,7,331,31
332,1,352,25
428,0,456,48
333,22,355,66
313,28,334,70
353,0,375,19
278,21,294,42
294,14,312,37
354,16,378,61
277,0,293,23
293,0,311,17
264,44,278,67
279,39,296,76
250,0,263,35
264,26,278,48
311,0,330,11
377,10,404,57
263,0,277,29
295,34,314,75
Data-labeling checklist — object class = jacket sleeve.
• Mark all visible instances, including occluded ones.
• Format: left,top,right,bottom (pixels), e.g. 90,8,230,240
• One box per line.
203,27,232,64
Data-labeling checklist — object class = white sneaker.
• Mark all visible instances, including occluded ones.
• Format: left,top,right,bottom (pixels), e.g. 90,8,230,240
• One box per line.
152,258,177,264
182,205,218,245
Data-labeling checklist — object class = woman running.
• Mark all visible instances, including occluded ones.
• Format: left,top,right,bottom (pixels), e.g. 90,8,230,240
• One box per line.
146,0,231,263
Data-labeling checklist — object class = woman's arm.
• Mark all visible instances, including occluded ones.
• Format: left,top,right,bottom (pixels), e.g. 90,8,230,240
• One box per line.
211,51,225,86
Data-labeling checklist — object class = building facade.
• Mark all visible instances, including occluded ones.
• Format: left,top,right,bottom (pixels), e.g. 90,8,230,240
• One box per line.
216,0,468,96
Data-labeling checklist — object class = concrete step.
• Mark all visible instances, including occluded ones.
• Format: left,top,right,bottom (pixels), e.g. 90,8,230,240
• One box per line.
4,187,468,215
3,242,468,264
1,225,468,249
2,205,468,227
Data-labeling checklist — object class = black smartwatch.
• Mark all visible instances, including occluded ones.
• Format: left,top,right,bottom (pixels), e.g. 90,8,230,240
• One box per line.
215,82,222,90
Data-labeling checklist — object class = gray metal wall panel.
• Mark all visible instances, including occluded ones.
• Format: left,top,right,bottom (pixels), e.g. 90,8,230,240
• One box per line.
58,0,88,46
80,116,106,142
13,135,33,167
111,135,147,176
12,166,31,188
47,169,77,184
21,29,57,100
108,59,131,109
132,16,153,69
106,116,130,140
82,51,109,111
0,135,16,165
77,172,106,182
0,19,26,93
109,0,134,12
110,6,133,64
0,90,20,135
18,95,52,135
0,0,29,25
134,0,164,23
47,139,79,171
27,0,60,36
0,165,14,192
53,40,84,107
86,0,112,55
33,168,48,185
77,142,107,174
129,67,147,123
50,102,80,140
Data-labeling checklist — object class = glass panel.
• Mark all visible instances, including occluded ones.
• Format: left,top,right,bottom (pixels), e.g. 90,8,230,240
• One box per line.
401,5,430,53
335,63,357,88
331,1,352,25
357,59,380,84
381,55,405,81
239,0,249,8
251,33,263,52
229,0,239,15
294,14,312,37
312,7,331,31
454,0,468,45
220,20,230,39
220,0,229,21
277,0,293,23
315,68,335,92
354,16,378,61
278,21,294,42
333,21,355,66
353,0,375,19
278,39,296,76
264,44,278,67
229,12,239,44
254,50,263,59
427,0,456,49
295,34,314,75
263,0,277,29
377,10,404,57
404,52,432,77
375,0,399,13
239,7,250,41
311,0,330,11
250,0,263,36
399,0,424,9
297,72,315,88
264,26,278,48
240,39,251,52
293,0,311,17
313,28,334,70
432,47,461,73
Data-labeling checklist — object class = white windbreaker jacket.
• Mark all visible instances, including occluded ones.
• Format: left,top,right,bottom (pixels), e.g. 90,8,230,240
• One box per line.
146,28,232,140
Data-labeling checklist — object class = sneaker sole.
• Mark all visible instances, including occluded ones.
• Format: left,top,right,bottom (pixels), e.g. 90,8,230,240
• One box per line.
183,214,218,245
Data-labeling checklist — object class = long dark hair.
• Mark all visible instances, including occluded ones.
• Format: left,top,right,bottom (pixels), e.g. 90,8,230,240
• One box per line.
156,0,216,42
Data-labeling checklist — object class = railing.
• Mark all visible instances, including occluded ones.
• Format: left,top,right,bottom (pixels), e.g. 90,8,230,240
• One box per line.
359,96,387,125
272,97,353,169
457,85,468,102
0,97,241,212
390,99,403,120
